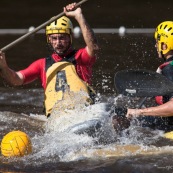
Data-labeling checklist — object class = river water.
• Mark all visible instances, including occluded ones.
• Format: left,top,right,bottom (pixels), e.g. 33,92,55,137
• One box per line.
1,0,173,172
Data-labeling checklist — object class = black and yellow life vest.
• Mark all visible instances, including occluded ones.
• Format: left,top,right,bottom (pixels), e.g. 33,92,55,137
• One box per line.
44,54,92,116
155,60,173,105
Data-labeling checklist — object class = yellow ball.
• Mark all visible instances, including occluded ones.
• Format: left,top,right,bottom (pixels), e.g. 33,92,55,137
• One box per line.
1,130,32,157
164,131,173,140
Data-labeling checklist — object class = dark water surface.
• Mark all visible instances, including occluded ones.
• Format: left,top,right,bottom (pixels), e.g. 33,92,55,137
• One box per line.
1,0,173,173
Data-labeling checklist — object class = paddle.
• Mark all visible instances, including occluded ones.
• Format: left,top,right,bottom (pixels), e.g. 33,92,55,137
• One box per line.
0,0,88,52
114,69,173,140
114,69,173,97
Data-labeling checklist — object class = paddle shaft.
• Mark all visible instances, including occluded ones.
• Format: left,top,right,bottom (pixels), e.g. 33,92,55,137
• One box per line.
1,0,88,52
136,97,147,108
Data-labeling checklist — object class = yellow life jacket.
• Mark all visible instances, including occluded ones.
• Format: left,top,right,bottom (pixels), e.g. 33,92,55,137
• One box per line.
44,61,90,116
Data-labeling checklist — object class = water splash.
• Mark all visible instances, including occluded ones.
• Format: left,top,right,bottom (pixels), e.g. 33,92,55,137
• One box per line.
1,93,173,172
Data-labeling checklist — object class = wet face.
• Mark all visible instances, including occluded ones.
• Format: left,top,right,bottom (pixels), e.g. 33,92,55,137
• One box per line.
48,33,71,55
155,41,167,59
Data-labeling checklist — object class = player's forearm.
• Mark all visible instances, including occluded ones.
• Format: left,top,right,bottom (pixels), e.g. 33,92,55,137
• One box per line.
0,67,23,86
75,14,99,56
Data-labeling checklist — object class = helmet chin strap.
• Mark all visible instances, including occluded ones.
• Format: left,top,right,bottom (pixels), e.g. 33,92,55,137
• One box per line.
160,51,166,62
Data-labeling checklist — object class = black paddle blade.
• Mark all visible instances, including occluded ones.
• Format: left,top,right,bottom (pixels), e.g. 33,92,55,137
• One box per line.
114,69,173,97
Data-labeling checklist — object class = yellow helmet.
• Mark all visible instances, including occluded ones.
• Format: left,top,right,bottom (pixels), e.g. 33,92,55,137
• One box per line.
154,21,173,54
46,16,73,36
1,130,32,157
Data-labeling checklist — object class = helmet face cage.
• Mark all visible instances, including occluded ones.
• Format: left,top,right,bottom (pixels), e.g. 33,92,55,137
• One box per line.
155,21,173,54
46,16,73,43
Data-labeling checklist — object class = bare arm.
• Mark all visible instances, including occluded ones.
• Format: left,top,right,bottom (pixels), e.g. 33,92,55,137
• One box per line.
0,51,24,86
64,3,99,57
126,98,173,119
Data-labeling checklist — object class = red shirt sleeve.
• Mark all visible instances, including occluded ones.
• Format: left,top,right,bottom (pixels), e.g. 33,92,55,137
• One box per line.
19,58,46,88
75,47,96,85
75,47,96,65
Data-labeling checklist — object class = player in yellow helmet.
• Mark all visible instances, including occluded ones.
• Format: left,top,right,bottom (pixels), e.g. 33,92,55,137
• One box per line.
155,21,173,59
0,3,99,116
126,21,173,132
0,3,99,88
